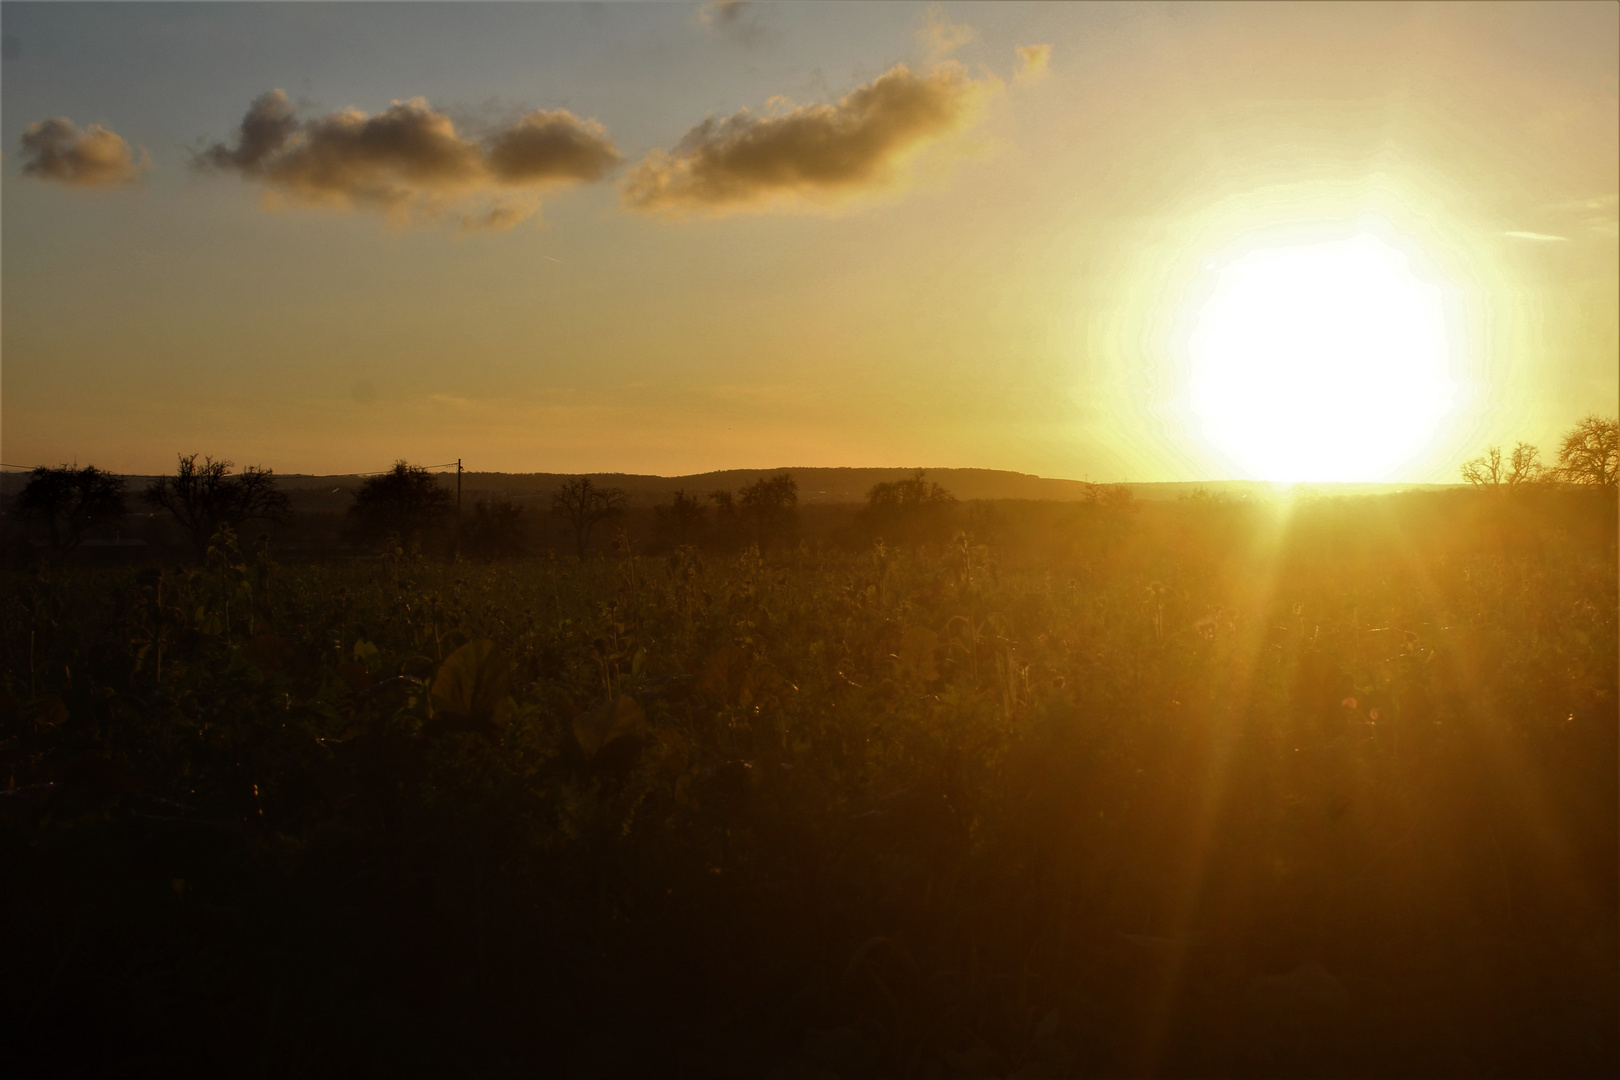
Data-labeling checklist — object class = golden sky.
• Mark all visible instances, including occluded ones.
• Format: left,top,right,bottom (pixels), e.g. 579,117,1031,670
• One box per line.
3,2,1616,481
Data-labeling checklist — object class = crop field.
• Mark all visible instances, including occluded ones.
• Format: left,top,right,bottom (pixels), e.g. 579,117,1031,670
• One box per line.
2,489,1615,1079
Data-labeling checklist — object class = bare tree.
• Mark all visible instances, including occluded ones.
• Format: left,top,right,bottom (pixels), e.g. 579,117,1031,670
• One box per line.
1553,415,1618,487
1507,442,1544,487
144,454,288,555
552,477,626,560
1460,445,1506,488
1460,442,1546,488
15,464,127,554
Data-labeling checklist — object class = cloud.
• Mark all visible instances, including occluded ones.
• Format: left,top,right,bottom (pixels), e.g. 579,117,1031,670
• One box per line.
1015,44,1052,83
197,90,622,229
918,5,975,61
623,62,1000,216
1502,231,1568,242
18,117,149,188
700,0,747,27
1560,193,1619,238
699,1,764,44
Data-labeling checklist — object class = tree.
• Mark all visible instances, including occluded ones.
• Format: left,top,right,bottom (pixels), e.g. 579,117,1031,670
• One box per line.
737,472,798,553
654,489,707,547
863,470,957,545
144,454,288,555
552,477,626,560
1461,442,1544,488
1553,415,1618,487
1085,482,1136,511
1460,446,1505,488
347,461,454,550
14,465,127,554
464,498,529,559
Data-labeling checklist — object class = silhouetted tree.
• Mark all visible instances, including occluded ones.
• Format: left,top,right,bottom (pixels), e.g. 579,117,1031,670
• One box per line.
14,464,127,554
144,454,288,555
465,498,528,558
655,489,707,547
1084,482,1136,511
1553,415,1618,486
552,477,626,560
737,472,798,553
863,470,956,545
1461,442,1543,488
348,461,454,551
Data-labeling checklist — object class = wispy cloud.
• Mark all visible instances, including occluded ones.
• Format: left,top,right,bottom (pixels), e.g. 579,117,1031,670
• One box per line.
197,90,622,230
19,117,149,188
1015,44,1052,83
917,5,976,62
1560,193,1619,238
1502,231,1568,242
622,61,1000,216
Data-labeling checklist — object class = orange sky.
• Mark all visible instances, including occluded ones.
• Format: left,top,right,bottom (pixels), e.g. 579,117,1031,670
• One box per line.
3,2,1616,480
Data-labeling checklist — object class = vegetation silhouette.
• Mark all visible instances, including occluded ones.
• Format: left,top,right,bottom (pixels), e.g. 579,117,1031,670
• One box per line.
464,498,529,559
1554,414,1619,486
14,464,126,554
143,453,288,556
348,460,454,552
1462,416,1617,489
654,488,707,548
736,471,798,553
862,469,957,546
552,476,627,560
0,420,1614,1077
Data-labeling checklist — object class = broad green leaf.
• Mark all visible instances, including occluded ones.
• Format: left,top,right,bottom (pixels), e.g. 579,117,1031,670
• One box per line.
432,639,516,727
572,694,644,758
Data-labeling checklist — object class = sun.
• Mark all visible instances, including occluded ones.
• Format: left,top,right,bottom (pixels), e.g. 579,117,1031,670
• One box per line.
1186,230,1455,482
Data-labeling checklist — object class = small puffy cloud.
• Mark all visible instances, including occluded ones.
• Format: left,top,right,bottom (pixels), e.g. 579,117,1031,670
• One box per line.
1015,44,1052,83
197,90,622,229
700,0,747,27
699,1,764,44
623,62,1000,216
918,5,976,61
19,117,149,188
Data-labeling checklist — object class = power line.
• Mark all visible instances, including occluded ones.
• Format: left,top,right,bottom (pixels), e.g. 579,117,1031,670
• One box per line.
353,461,462,477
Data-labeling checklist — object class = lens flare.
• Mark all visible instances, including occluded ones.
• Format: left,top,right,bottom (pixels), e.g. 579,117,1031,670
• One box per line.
1187,232,1454,482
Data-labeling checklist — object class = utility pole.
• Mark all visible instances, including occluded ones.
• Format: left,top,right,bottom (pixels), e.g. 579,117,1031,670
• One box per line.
455,458,463,560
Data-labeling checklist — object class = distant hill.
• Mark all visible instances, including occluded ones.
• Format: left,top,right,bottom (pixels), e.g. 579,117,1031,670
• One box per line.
1,465,1457,508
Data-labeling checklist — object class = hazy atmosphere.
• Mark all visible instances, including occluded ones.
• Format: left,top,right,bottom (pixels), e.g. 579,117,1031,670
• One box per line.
3,1,1615,480
1,5,1616,1079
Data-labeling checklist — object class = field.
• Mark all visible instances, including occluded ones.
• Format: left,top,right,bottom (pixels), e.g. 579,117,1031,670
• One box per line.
2,488,1615,1078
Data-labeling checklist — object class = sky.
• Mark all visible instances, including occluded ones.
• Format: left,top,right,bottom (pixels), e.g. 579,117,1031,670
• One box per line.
2,1,1616,481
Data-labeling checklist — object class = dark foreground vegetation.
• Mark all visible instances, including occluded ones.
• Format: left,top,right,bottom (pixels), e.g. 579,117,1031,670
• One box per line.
1,487,1615,1078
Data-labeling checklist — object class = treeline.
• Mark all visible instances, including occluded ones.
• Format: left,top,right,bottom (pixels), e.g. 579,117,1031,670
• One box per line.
3,458,1008,564
5,413,1615,564
1458,414,1618,488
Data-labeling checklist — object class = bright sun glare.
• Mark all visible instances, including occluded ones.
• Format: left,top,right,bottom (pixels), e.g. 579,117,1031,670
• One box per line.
1188,231,1454,483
